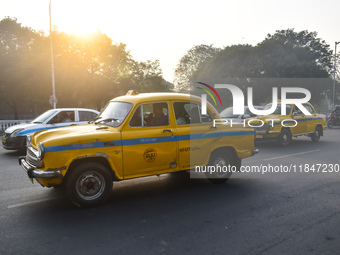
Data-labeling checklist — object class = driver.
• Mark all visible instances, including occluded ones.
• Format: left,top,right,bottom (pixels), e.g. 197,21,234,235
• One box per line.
150,103,168,126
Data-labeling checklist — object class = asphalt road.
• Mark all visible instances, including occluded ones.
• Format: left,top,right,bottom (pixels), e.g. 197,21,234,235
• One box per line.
1,129,340,255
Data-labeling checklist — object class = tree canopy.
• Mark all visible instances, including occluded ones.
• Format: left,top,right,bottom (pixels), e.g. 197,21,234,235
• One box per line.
174,29,335,110
0,17,173,119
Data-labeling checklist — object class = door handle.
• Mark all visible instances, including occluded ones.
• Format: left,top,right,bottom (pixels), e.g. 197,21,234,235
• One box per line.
162,129,173,133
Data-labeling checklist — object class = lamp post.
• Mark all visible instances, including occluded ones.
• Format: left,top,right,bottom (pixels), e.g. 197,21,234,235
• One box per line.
333,41,340,109
49,0,56,109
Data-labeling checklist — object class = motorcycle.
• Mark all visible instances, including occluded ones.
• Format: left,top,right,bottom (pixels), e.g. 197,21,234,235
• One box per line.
327,112,340,128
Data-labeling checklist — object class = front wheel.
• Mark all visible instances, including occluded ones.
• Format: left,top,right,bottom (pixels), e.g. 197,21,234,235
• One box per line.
311,126,322,142
277,128,292,146
205,151,234,183
66,162,113,207
327,119,333,129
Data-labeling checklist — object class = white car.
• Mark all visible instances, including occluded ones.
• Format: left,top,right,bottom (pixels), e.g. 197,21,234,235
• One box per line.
219,106,263,123
2,108,99,150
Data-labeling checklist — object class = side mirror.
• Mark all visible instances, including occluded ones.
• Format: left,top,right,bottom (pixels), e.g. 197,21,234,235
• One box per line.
292,112,298,116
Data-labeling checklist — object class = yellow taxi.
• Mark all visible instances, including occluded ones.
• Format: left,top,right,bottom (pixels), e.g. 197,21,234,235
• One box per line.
19,91,257,207
252,102,326,146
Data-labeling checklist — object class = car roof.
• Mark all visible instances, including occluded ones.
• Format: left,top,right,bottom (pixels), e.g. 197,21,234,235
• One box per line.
49,108,99,112
111,92,201,103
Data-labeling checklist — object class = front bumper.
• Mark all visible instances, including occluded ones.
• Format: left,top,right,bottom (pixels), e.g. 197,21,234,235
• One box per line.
252,149,259,156
2,135,26,150
19,156,63,179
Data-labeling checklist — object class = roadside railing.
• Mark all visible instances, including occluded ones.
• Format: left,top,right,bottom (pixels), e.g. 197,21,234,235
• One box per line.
0,120,32,133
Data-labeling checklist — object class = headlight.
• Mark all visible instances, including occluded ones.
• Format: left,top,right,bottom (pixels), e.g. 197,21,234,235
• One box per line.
37,142,45,160
26,135,31,147
10,128,24,137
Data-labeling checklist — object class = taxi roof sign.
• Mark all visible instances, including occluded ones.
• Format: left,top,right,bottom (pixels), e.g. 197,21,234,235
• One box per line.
126,90,139,95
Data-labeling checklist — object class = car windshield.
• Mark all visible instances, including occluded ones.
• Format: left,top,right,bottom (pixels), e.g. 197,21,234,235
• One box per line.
95,101,133,127
264,104,292,115
220,107,239,118
31,110,58,124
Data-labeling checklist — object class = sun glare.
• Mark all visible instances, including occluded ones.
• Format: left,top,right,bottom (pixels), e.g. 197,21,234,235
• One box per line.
51,1,101,37
56,19,99,38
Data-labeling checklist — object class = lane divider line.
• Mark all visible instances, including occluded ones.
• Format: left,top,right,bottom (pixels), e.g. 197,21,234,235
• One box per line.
263,149,321,161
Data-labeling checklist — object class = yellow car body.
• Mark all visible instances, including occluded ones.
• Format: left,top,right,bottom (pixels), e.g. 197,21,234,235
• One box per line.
19,92,257,207
252,102,326,146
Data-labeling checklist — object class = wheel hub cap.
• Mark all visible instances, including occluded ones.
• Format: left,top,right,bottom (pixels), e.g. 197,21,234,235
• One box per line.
76,172,105,200
214,157,229,177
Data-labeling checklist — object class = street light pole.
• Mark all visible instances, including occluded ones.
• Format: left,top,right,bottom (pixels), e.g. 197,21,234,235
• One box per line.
49,0,56,109
333,41,340,109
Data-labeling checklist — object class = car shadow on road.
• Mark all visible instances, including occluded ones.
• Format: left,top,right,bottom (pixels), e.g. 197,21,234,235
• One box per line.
20,171,260,224
2,149,26,157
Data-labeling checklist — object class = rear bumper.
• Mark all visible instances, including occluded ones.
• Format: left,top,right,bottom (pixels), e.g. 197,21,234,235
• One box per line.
19,156,63,179
255,130,280,135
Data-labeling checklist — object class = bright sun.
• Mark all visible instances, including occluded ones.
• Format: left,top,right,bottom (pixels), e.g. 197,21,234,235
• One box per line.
51,1,100,36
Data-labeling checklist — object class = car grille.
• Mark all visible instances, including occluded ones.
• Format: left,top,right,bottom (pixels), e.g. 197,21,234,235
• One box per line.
26,146,38,167
253,124,270,132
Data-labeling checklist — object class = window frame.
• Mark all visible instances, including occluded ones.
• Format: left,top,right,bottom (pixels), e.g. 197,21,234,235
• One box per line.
173,101,213,126
128,101,170,128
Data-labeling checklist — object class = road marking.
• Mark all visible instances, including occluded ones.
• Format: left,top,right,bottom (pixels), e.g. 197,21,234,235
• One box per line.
263,149,321,161
7,198,58,209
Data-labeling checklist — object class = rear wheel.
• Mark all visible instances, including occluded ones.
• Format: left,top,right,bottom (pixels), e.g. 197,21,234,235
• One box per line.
277,128,292,146
66,162,113,207
311,126,322,142
206,151,233,183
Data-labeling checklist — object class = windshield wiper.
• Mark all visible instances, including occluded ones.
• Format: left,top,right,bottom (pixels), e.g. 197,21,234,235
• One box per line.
32,121,42,124
89,116,102,124
95,118,119,124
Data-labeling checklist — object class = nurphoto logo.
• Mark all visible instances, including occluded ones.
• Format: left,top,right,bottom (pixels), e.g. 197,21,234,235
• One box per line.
198,83,312,116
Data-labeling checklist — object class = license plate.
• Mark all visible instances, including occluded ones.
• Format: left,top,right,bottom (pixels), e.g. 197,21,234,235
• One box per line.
256,134,263,139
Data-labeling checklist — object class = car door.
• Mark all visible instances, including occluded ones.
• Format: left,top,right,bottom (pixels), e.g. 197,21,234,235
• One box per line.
173,101,215,169
121,101,178,178
291,105,307,135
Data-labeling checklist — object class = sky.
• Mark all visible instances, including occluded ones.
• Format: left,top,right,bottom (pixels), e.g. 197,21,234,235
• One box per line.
1,0,340,83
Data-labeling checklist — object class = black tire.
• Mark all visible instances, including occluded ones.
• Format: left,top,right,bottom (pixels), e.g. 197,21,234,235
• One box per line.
66,162,113,207
311,126,322,142
327,119,333,129
277,128,292,146
206,151,233,183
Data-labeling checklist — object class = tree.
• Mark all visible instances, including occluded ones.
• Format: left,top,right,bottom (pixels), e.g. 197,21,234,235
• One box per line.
50,31,135,110
0,17,42,119
264,29,332,71
130,60,173,93
174,44,221,92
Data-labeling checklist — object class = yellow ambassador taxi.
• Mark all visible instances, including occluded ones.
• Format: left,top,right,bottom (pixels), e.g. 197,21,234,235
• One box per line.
253,101,326,146
19,91,258,207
